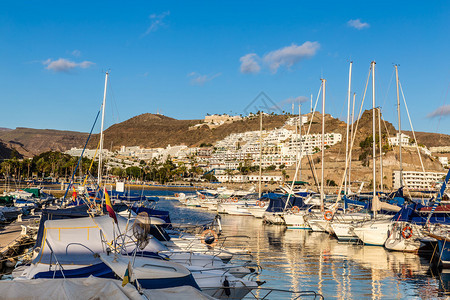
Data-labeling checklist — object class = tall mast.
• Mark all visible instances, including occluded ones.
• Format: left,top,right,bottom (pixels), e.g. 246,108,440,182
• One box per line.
310,94,313,113
298,104,302,181
259,110,262,198
294,104,298,171
378,107,383,192
344,62,353,195
321,78,326,211
395,65,403,187
98,72,109,187
348,92,356,190
371,61,376,217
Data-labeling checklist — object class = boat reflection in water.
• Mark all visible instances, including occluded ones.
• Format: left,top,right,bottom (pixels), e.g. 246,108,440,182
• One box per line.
196,208,442,299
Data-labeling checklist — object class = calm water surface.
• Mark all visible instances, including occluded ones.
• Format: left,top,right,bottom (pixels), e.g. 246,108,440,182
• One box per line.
144,190,447,299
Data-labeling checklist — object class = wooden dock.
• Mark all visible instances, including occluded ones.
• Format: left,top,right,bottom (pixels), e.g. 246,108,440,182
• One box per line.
0,215,40,259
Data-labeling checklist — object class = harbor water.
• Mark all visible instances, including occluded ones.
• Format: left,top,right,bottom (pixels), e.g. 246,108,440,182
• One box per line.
146,189,448,299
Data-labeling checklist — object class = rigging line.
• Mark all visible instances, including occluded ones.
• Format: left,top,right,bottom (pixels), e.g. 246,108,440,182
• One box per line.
399,81,426,176
285,84,322,207
107,76,121,125
381,68,395,121
83,140,101,187
62,110,101,202
334,64,372,206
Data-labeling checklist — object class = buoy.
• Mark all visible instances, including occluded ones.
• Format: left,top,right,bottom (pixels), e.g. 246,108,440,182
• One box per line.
201,229,218,247
402,225,413,239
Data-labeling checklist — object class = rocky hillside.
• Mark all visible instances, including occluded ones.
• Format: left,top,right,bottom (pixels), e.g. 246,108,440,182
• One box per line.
1,110,449,159
88,113,290,149
0,128,89,157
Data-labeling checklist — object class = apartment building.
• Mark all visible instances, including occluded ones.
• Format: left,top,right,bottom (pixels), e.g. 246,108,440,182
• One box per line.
392,170,446,190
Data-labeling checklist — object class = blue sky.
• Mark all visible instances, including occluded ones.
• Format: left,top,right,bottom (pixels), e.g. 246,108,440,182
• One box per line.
0,1,449,135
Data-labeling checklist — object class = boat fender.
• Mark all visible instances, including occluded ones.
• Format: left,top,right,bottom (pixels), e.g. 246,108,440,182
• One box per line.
259,201,266,208
201,229,218,247
223,276,231,296
291,206,300,213
324,210,333,221
402,226,413,239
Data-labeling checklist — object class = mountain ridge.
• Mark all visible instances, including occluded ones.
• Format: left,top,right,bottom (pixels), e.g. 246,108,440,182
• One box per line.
0,111,449,158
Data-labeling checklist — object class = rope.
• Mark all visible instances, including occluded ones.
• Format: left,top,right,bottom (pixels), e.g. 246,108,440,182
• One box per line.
399,82,426,176
334,65,372,206
62,110,101,201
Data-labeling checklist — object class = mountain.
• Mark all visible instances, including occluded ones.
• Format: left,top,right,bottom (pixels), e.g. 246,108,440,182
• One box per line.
0,140,22,159
1,111,449,158
87,113,290,149
0,127,89,157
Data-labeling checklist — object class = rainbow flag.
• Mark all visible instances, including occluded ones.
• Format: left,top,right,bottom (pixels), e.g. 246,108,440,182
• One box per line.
104,188,117,224
122,261,132,287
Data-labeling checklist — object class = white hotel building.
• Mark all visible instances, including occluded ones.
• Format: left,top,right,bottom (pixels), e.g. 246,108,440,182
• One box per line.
392,170,446,190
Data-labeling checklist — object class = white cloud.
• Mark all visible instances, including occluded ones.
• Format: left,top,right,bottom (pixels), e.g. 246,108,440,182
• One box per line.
188,72,221,85
277,96,309,108
347,19,370,30
239,53,261,74
427,105,450,118
263,42,320,73
43,58,94,72
71,49,81,57
144,11,170,36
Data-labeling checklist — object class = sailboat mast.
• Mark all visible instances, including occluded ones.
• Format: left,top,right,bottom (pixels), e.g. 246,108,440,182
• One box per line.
348,92,356,190
378,107,383,192
344,62,353,194
321,78,326,211
371,61,376,217
98,72,109,187
259,111,262,198
395,65,403,187
299,104,302,181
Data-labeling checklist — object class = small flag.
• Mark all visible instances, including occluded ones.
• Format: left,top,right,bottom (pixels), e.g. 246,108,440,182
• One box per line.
122,261,132,287
72,187,78,200
104,188,117,224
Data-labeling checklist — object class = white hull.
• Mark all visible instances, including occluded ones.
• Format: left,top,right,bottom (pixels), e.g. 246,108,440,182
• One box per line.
353,219,393,246
284,213,311,230
384,222,423,252
247,207,266,218
263,212,285,225
330,222,358,241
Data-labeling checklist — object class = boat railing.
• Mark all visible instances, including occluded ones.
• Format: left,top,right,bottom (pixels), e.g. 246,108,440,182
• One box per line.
202,285,324,299
45,238,66,279
216,235,252,254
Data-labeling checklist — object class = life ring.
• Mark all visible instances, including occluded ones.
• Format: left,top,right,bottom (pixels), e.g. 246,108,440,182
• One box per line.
201,229,218,247
259,201,266,208
256,200,261,207
232,197,238,203
401,226,413,239
291,206,300,213
174,193,179,197
324,210,333,221
200,194,205,199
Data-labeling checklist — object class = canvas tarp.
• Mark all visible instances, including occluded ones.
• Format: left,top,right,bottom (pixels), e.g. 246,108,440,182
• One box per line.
0,276,143,300
142,285,215,300
34,215,168,265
